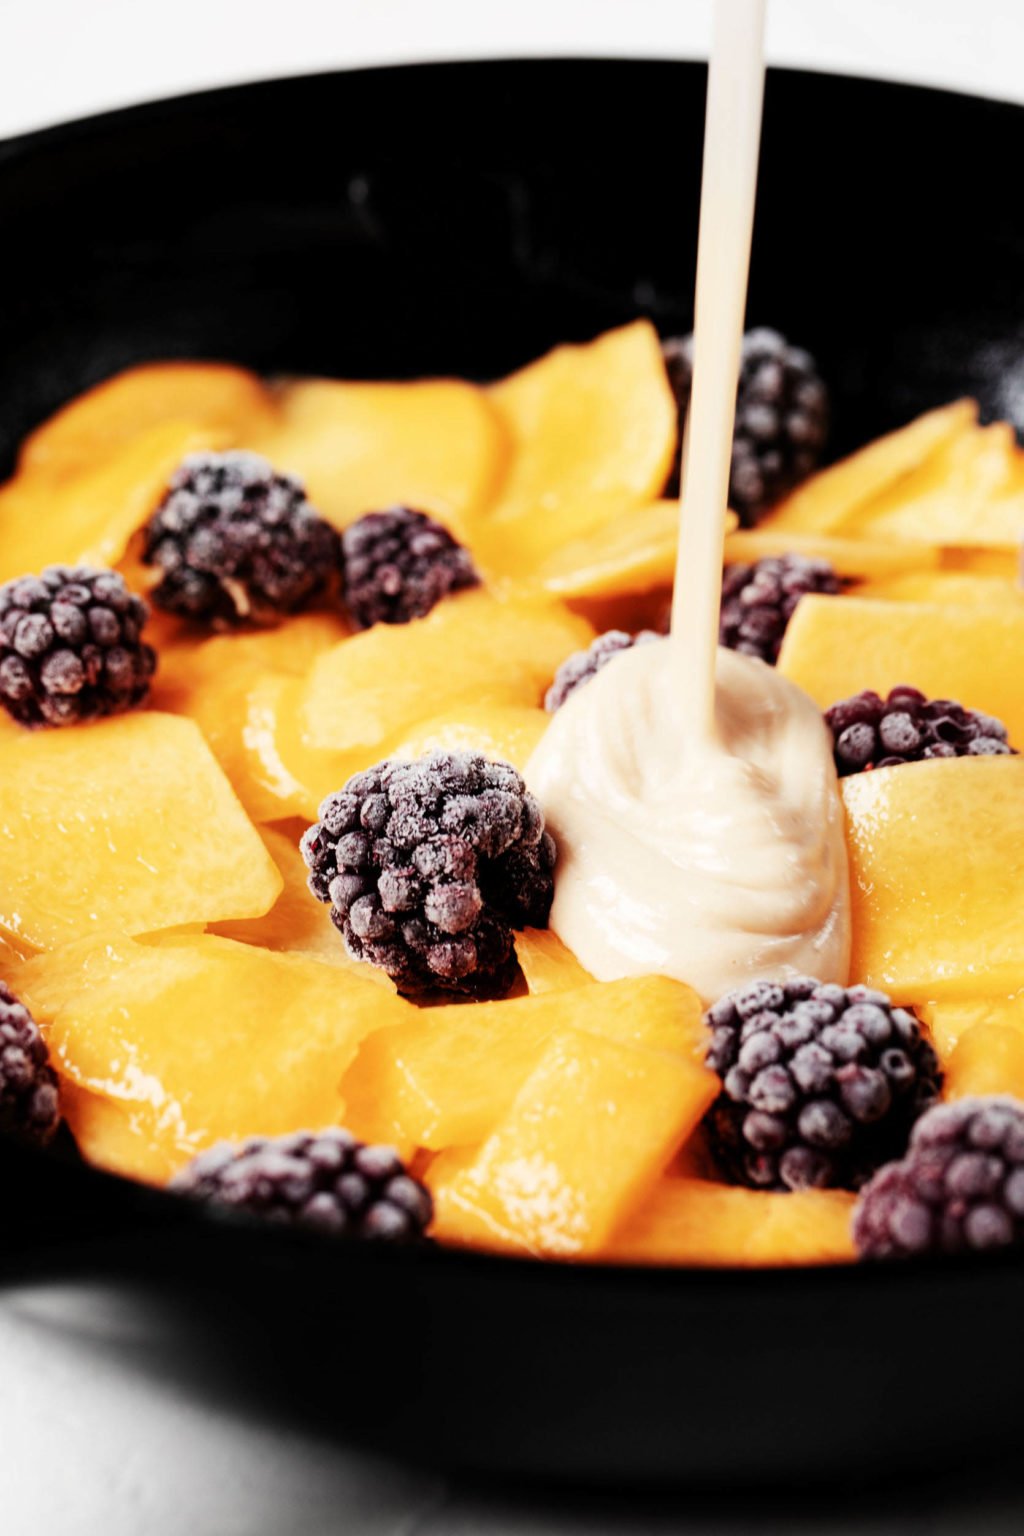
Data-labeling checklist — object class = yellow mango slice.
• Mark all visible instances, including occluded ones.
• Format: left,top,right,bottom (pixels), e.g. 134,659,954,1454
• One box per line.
479,321,677,575
210,824,383,972
921,993,1024,1061
762,400,977,534
841,758,1024,1002
942,547,1022,578
530,501,737,599
0,712,281,950
847,420,1024,548
251,377,506,539
855,572,1022,608
944,1023,1024,1101
14,933,412,1181
430,1028,717,1256
778,596,1024,748
340,974,707,1152
723,527,940,580
388,702,550,776
0,421,224,582
514,928,594,994
298,590,592,753
18,362,278,478
603,1179,856,1265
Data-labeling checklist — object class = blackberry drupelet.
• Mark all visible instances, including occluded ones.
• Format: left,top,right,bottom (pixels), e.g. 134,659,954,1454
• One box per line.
545,629,661,712
0,566,155,727
301,750,556,997
719,554,842,665
142,451,340,625
0,982,59,1146
826,686,1013,776
662,328,829,522
341,506,479,629
705,977,942,1191
170,1128,433,1241
854,1097,1024,1259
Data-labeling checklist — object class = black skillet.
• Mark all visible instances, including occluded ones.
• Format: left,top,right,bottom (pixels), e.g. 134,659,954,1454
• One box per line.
1,61,1023,1488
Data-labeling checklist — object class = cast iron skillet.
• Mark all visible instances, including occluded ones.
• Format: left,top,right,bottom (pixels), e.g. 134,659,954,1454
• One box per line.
1,61,1023,1488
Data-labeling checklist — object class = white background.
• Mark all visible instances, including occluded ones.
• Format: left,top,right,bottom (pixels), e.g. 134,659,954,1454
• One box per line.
2,3,1024,1533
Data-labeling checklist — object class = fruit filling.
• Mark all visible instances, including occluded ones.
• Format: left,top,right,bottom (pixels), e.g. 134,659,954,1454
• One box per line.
1,315,1024,1270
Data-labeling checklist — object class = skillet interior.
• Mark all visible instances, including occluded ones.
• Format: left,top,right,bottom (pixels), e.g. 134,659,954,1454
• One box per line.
1,60,1023,1485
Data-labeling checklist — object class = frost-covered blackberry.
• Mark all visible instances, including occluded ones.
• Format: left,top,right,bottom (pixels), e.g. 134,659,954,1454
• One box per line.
341,507,479,629
663,328,829,522
143,451,339,625
719,554,841,665
171,1128,432,1241
705,977,941,1191
545,629,661,712
826,687,1013,775
301,750,555,997
0,566,155,727
0,982,59,1146
854,1097,1024,1259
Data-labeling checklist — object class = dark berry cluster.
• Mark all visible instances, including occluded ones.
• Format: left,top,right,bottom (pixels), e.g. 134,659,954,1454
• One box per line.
0,566,155,727
301,750,555,997
662,328,829,523
854,1097,1024,1260
341,507,479,629
170,1128,433,1242
719,554,841,665
0,982,59,1146
545,629,661,712
142,451,340,625
826,687,1013,776
705,977,942,1191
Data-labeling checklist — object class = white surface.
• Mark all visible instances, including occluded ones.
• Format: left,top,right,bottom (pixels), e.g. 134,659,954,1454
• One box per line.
1,0,1024,142
2,2,1024,1533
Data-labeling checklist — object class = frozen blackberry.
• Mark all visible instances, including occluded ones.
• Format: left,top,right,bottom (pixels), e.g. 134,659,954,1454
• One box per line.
341,507,479,629
719,554,842,665
301,750,555,998
170,1128,432,1242
0,982,59,1146
545,629,662,711
662,328,829,522
0,566,156,727
142,450,340,625
854,1097,1024,1260
705,977,942,1191
826,686,1013,776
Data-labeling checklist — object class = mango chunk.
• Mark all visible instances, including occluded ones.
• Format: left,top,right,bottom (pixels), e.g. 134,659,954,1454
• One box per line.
251,377,506,540
778,596,1024,749
761,400,977,534
340,974,707,1152
944,1023,1024,1101
514,928,594,994
429,1028,717,1256
841,758,1024,1002
530,501,737,599
388,703,550,776
850,421,1024,549
855,572,1023,609
13,933,411,1180
921,993,1024,1061
723,527,939,580
18,362,278,478
0,713,281,950
298,590,593,753
479,322,677,576
0,421,224,582
210,824,383,972
603,1179,856,1266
